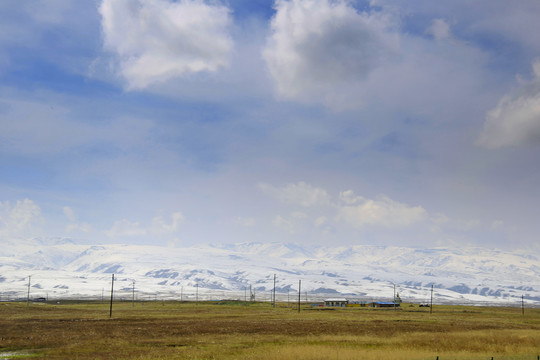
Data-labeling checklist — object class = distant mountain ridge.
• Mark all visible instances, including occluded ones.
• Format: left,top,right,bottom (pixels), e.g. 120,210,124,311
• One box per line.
0,238,538,305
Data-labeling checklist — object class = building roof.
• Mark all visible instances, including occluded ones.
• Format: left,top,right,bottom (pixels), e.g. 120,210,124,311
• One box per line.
324,298,348,302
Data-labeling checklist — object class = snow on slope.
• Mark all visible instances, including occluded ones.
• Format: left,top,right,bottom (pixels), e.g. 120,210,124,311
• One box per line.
0,238,539,305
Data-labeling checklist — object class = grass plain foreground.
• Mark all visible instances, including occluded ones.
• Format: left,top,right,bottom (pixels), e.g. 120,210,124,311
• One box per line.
0,301,539,359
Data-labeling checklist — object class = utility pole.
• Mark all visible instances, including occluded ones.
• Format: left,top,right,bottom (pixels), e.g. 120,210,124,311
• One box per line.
430,285,433,314
26,275,31,307
109,274,114,318
181,286,183,302
132,280,135,307
196,283,199,305
522,295,525,315
298,280,301,313
273,274,276,308
393,284,396,311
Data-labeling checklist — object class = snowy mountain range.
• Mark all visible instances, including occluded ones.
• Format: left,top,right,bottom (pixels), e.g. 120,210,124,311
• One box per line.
1,237,539,306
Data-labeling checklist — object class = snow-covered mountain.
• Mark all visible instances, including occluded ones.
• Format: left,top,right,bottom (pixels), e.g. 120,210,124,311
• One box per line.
1,238,539,306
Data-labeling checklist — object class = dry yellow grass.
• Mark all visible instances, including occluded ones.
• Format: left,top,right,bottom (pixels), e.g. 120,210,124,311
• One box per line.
0,301,539,359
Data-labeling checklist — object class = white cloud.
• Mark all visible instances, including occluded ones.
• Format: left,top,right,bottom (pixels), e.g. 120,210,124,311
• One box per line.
63,206,77,223
263,0,398,108
426,18,451,41
151,212,185,234
337,192,428,228
105,219,147,239
476,61,540,148
99,0,233,90
0,199,43,238
261,182,432,232
63,206,93,234
259,181,331,207
105,212,185,239
339,190,363,205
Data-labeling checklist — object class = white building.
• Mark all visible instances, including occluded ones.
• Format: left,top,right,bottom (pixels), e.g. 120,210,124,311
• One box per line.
324,298,348,307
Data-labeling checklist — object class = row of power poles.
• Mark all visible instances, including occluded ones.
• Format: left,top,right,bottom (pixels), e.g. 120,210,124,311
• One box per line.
21,275,529,317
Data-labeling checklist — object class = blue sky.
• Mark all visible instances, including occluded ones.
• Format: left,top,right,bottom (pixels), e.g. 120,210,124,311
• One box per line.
1,0,540,250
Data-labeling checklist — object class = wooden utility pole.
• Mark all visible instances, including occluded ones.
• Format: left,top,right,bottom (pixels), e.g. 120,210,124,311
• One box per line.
430,285,433,314
109,274,114,318
132,280,135,307
273,274,276,308
26,275,31,307
298,280,301,313
393,284,396,311
522,295,525,315
196,283,199,305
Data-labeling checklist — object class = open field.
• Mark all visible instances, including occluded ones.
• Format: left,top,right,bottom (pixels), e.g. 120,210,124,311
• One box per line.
1,301,539,359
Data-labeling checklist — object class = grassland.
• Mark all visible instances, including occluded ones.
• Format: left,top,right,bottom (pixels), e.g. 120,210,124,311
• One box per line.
1,301,539,359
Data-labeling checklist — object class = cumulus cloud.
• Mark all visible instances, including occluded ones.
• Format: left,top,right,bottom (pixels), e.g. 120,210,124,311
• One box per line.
259,181,331,207
99,0,233,90
476,61,540,148
263,0,398,108
336,191,428,228
0,199,43,238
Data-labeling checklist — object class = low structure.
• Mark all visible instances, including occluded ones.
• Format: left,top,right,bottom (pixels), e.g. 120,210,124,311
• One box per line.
324,298,348,307
369,301,400,308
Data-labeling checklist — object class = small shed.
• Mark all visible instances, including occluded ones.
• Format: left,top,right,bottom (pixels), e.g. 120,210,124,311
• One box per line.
324,298,348,307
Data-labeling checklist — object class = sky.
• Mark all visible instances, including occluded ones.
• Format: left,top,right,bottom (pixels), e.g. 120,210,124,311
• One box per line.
1,0,540,250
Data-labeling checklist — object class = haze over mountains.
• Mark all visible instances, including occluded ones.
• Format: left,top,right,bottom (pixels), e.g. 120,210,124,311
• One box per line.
1,238,538,306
